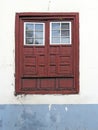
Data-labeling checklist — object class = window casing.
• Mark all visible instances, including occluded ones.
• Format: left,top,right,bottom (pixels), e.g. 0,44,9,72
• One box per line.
15,13,79,95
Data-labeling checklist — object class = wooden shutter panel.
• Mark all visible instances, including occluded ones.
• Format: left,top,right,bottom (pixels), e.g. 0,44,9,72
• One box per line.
15,13,79,95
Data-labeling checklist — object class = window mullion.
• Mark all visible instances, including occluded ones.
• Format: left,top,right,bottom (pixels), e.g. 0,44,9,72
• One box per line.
34,23,35,45
60,22,61,44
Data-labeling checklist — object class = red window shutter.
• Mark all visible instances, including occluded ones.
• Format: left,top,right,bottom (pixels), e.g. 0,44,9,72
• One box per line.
15,13,79,95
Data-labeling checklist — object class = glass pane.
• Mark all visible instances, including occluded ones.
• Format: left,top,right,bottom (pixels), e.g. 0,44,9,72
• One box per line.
61,37,70,43
26,38,34,44
35,24,43,31
52,38,60,43
26,24,34,31
52,30,60,37
52,23,60,30
35,31,43,38
61,23,69,30
35,39,43,44
61,30,70,37
26,31,34,37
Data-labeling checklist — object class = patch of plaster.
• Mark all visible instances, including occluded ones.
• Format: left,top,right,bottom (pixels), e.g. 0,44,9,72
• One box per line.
65,106,68,112
48,0,51,11
16,95,27,104
49,104,52,111
18,110,46,130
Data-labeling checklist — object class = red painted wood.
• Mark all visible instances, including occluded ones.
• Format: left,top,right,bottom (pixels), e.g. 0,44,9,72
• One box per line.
15,12,79,95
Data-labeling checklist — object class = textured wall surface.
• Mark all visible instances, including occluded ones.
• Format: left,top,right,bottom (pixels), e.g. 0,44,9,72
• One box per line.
0,0,98,103
0,0,98,129
0,104,98,130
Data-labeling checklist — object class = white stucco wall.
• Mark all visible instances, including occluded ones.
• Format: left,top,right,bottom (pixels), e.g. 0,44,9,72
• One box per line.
0,0,98,104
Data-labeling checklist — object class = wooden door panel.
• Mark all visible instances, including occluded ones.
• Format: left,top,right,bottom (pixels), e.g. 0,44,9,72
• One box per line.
23,55,37,75
48,45,73,76
23,46,47,77
33,47,46,55
21,77,73,92
37,55,46,76
24,65,37,75
58,65,72,74
48,46,58,76
59,46,72,55
49,46,60,54
48,65,57,76
49,55,57,65
40,78,55,89
57,78,73,89
24,56,37,65
58,55,72,75
48,54,57,76
22,79,37,89
24,48,34,55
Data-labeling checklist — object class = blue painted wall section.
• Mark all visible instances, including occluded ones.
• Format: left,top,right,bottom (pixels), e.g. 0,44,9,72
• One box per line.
0,104,98,130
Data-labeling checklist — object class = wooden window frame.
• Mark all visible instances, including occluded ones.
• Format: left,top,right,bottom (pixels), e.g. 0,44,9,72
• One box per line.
15,12,79,95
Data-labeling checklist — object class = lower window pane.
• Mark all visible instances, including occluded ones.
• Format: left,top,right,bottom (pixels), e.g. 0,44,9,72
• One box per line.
52,30,60,37
52,38,60,43
26,31,33,37
61,37,70,43
26,38,34,44
35,39,43,45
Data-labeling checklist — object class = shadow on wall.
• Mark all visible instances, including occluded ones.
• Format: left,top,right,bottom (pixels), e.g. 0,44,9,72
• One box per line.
0,105,98,130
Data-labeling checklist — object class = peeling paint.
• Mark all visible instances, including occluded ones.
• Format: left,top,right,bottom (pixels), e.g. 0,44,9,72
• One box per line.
49,104,52,111
65,106,68,112
48,0,51,11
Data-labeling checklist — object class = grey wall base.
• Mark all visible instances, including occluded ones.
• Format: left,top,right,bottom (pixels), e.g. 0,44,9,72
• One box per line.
0,105,98,130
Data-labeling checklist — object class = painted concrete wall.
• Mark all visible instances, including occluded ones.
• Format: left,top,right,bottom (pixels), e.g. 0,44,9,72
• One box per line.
0,104,98,130
0,0,98,104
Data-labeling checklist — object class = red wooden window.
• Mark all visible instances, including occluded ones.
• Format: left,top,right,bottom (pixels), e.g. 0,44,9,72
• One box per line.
15,12,79,95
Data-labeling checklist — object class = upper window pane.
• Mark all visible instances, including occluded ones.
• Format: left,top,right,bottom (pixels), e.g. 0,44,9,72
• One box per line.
52,23,60,30
24,22,45,45
35,24,43,31
61,30,70,37
26,24,34,31
61,23,69,30
50,22,71,44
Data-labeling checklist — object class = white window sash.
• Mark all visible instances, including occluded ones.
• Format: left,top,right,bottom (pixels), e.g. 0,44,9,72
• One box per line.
24,22,45,46
50,21,72,45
